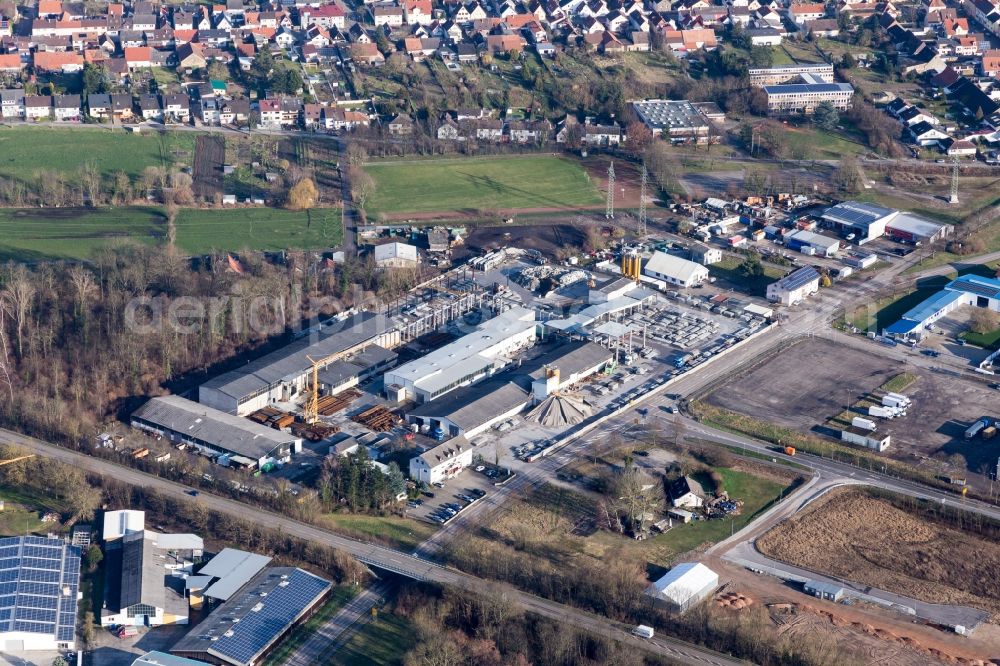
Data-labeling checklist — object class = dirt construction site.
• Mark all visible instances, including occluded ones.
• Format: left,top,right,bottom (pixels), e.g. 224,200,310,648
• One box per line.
757,487,1000,621
705,337,1000,482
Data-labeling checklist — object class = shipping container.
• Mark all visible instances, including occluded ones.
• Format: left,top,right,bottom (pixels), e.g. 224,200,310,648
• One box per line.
852,417,877,431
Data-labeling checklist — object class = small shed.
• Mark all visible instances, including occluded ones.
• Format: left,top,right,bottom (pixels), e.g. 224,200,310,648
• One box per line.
803,580,844,602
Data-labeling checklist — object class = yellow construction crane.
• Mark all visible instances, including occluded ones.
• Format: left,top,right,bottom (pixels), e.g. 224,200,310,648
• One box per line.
0,454,34,467
304,349,356,424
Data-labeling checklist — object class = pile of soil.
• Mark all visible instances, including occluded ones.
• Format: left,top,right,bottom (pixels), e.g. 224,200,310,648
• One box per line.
758,489,1000,619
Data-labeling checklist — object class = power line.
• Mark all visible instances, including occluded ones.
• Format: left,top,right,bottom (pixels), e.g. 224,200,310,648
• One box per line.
949,158,959,205
606,161,615,220
639,163,648,236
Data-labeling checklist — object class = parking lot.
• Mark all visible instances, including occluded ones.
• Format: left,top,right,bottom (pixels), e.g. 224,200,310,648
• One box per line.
406,465,502,524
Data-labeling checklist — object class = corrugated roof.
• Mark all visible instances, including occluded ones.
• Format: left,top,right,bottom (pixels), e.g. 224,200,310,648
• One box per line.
201,312,391,401
132,396,297,461
409,379,530,433
199,548,272,601
643,251,708,283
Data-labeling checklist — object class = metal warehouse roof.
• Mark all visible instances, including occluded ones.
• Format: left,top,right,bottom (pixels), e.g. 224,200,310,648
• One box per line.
886,213,948,238
132,652,212,666
385,307,537,397
887,289,964,334
201,312,391,401
409,379,530,432
774,266,821,291
519,340,614,382
804,580,844,596
786,229,840,250
132,395,298,461
644,251,708,283
821,201,896,228
198,548,272,602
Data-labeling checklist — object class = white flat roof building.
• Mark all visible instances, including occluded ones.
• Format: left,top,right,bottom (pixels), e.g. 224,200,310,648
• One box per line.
643,251,709,288
373,242,419,266
383,307,539,403
104,509,146,541
766,266,821,306
646,562,719,613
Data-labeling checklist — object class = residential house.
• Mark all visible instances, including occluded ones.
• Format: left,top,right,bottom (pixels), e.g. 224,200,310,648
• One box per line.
403,0,433,24
303,5,346,29
507,118,550,143
52,93,80,121
111,93,134,121
87,92,112,119
388,113,414,136
177,42,207,69
24,94,51,119
583,122,623,146
138,93,163,121
0,89,24,118
474,117,504,141
437,116,463,140
219,98,250,125
350,42,385,65
259,98,282,127
162,93,190,122
371,3,405,27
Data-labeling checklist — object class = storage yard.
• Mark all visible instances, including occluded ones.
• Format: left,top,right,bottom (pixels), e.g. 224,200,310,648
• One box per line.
757,488,1000,620
704,337,1000,481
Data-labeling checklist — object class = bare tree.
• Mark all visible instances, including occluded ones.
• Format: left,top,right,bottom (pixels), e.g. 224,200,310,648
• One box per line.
3,266,35,359
80,161,103,206
349,166,376,208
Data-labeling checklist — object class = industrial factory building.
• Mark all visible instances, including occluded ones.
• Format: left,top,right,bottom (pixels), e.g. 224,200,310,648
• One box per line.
383,307,539,403
0,536,81,652
885,274,1000,342
820,201,898,243
199,312,399,416
643,252,709,288
171,567,331,666
131,395,302,470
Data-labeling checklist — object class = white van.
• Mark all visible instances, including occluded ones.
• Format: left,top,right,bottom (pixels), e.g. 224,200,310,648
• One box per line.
632,625,655,639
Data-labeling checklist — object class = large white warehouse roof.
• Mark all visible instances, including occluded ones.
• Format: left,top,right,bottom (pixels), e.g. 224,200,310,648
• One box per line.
649,562,719,604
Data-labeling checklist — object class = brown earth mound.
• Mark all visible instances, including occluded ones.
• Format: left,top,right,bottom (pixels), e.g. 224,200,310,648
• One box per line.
758,488,1000,619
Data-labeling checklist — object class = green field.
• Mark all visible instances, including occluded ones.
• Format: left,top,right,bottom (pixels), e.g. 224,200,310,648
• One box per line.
0,207,165,261
709,256,784,297
331,611,418,666
174,207,343,254
363,156,604,216
0,206,343,261
0,127,195,178
320,514,435,552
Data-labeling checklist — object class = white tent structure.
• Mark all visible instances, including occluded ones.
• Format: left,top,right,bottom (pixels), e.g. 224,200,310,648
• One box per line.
646,562,719,613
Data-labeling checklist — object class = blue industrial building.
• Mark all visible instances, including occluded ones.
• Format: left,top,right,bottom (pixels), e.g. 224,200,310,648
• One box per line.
884,275,1000,342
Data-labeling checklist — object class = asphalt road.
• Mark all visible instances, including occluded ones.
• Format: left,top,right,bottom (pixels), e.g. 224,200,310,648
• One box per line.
0,429,745,666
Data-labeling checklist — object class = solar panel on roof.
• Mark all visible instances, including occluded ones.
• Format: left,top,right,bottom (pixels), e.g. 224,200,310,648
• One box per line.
0,536,80,644
206,569,330,666
959,281,1000,299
